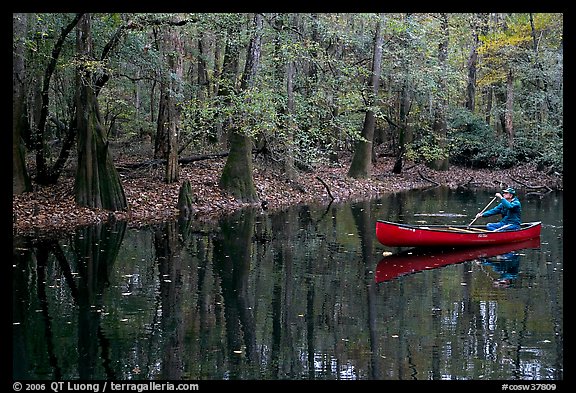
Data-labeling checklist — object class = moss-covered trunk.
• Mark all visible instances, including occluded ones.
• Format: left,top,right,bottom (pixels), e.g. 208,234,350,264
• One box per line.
219,131,258,202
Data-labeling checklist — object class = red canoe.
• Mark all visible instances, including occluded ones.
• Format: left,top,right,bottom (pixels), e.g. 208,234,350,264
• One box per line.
375,220,541,247
375,237,541,283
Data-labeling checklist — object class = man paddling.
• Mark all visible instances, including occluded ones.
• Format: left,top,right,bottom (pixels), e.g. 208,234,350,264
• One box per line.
475,187,522,231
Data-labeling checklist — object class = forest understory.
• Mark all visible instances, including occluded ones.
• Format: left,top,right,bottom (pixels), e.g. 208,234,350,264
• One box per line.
12,144,563,237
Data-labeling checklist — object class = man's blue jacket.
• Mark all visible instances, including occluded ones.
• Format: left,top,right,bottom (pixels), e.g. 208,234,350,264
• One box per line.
482,197,522,226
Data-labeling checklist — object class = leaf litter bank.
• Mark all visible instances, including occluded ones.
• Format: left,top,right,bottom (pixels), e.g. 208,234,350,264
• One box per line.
12,155,562,237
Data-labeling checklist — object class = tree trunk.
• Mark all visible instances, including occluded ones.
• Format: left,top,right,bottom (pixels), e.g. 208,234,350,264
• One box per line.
485,85,493,125
465,14,480,112
220,131,258,202
429,13,449,171
392,78,411,174
219,14,262,203
154,25,183,183
214,19,241,150
35,13,84,185
155,88,169,159
496,86,507,136
273,13,298,180
505,68,515,147
197,32,210,101
348,14,384,179
284,57,298,180
74,14,127,211
392,14,414,175
13,13,32,194
529,13,548,124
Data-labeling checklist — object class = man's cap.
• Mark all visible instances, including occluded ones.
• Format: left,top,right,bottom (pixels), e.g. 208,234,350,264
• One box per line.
502,187,516,195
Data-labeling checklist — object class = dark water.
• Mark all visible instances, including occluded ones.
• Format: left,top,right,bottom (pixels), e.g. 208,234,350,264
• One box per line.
12,187,563,381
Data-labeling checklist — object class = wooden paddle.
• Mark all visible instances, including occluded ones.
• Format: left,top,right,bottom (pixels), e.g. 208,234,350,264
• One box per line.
467,196,498,228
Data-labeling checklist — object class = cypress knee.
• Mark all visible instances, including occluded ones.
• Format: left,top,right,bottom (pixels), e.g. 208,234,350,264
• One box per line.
177,180,196,219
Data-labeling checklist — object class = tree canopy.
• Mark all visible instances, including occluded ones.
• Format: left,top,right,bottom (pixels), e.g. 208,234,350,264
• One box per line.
13,12,563,199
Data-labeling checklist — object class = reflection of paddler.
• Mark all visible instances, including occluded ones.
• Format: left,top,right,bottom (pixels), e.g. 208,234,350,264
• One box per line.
480,251,520,288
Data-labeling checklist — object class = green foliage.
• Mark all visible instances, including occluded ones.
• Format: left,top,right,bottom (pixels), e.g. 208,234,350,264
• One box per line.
531,124,564,172
448,115,527,169
179,98,220,149
18,12,562,179
445,107,563,171
446,108,493,167
405,133,449,164
231,87,280,138
537,145,563,173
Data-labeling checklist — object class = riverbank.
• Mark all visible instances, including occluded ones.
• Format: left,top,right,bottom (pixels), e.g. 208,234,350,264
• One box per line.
12,153,562,236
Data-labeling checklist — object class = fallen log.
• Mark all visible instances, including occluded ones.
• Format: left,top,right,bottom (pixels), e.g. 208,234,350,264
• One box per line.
418,169,440,186
117,152,229,171
316,176,335,201
511,177,553,192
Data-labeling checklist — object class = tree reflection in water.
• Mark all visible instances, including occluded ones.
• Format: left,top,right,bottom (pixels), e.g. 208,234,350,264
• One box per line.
12,190,563,380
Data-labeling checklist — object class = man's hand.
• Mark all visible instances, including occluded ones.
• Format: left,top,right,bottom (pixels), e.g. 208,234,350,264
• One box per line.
495,192,503,199
476,213,483,219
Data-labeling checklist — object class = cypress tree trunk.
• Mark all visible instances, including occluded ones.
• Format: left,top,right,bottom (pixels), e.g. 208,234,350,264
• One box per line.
284,58,298,180
348,111,376,179
392,78,411,174
74,14,127,211
165,103,179,184
154,25,183,183
348,14,384,179
220,131,258,202
429,13,449,171
273,13,298,180
219,14,262,203
13,13,32,194
465,14,480,112
505,68,515,147
34,13,84,185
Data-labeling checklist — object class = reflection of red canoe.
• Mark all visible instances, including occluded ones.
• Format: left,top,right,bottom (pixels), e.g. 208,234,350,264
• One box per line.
376,220,541,247
375,237,541,283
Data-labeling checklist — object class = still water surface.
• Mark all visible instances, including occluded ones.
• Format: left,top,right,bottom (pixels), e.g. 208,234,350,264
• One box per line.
12,187,563,380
